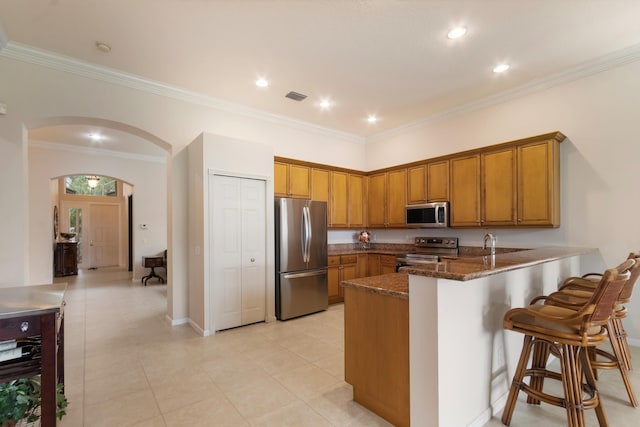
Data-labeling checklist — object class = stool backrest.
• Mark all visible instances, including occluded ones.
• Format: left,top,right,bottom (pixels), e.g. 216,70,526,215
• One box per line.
618,251,640,302
586,259,634,327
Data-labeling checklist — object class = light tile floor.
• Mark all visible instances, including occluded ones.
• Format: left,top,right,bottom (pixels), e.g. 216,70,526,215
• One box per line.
55,267,640,426
55,268,391,426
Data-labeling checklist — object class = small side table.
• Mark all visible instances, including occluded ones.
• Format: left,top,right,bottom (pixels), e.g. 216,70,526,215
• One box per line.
142,256,165,286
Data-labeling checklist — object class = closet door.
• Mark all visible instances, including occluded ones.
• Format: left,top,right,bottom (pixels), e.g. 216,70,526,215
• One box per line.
211,175,266,331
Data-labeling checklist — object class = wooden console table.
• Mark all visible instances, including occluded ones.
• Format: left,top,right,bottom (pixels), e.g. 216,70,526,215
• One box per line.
0,284,66,427
54,242,78,277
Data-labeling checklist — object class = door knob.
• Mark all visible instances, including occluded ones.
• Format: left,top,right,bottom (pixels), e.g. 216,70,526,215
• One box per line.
251,258,256,262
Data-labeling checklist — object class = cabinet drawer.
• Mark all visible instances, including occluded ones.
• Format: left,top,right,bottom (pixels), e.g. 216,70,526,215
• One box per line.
328,256,341,266
380,255,397,265
0,315,42,341
341,255,357,265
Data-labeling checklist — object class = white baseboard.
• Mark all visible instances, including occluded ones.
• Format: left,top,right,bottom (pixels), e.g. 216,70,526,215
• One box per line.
467,407,492,427
467,391,508,427
188,319,211,336
165,314,188,326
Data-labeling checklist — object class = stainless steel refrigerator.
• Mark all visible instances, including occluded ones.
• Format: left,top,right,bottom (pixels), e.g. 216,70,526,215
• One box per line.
275,198,328,320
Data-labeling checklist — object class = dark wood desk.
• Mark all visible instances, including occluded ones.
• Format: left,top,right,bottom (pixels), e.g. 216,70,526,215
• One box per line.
0,284,66,427
142,256,165,285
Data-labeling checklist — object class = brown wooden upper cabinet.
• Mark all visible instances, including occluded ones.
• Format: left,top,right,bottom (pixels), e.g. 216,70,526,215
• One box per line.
311,167,365,229
427,160,449,201
311,168,329,202
368,169,407,228
274,161,310,199
407,160,450,205
450,154,482,227
450,135,561,227
330,171,349,227
276,131,563,230
407,164,427,205
482,147,517,226
517,139,560,227
348,174,366,228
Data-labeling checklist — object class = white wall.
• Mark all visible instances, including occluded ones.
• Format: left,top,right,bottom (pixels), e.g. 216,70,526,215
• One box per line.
28,143,167,283
187,132,275,335
0,118,28,287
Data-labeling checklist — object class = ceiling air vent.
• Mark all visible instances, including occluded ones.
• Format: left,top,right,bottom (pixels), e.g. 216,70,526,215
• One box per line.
285,91,307,101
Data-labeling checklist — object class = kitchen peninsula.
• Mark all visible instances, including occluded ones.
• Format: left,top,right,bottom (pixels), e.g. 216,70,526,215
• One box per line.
341,246,595,427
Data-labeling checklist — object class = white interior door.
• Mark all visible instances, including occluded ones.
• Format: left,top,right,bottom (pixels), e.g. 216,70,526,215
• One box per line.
88,204,120,268
211,175,266,331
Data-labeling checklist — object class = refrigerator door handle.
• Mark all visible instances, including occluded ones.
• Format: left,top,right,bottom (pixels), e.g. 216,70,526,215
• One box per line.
283,269,328,279
300,206,307,263
305,205,312,263
302,205,311,263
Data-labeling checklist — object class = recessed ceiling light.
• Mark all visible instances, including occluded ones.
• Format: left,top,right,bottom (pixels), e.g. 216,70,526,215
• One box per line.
319,99,331,110
447,27,467,39
493,64,510,73
95,41,111,53
88,133,103,142
367,115,378,124
255,78,269,88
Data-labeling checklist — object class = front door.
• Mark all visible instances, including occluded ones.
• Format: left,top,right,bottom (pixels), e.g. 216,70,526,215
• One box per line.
88,203,120,268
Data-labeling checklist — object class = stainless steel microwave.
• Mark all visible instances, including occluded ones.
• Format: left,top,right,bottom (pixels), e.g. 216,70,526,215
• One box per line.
405,202,449,228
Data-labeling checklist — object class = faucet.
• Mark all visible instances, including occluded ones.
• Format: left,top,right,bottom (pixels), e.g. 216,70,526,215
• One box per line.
483,233,496,256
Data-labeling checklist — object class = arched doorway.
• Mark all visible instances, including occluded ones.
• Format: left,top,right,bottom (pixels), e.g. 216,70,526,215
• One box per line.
27,117,170,292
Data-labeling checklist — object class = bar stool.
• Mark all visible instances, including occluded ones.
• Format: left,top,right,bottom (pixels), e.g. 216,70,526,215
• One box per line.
501,259,634,427
529,252,640,407
557,251,640,372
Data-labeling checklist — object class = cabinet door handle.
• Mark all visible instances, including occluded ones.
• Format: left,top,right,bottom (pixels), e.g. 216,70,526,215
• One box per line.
20,321,29,332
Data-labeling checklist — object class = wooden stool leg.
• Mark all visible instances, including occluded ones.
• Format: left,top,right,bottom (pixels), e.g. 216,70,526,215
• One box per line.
580,347,608,427
559,344,587,427
607,319,638,406
613,317,633,371
502,335,534,426
527,339,551,404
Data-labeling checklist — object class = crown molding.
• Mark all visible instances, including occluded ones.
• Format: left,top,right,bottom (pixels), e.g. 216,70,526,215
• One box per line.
5,40,640,146
369,42,640,143
2,42,365,145
29,140,166,164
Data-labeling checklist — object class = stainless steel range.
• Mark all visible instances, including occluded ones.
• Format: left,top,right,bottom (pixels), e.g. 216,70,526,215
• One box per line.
396,237,458,270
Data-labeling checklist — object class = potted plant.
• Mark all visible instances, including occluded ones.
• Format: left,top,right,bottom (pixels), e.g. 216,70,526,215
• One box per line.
0,377,68,427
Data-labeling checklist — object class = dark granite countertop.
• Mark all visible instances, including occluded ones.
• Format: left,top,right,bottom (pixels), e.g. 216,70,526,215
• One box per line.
402,246,594,281
341,273,409,299
328,243,414,256
340,247,595,298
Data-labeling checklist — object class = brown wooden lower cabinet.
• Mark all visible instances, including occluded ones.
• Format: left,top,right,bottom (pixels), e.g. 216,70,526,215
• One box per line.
367,253,397,276
344,285,409,427
328,255,357,304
